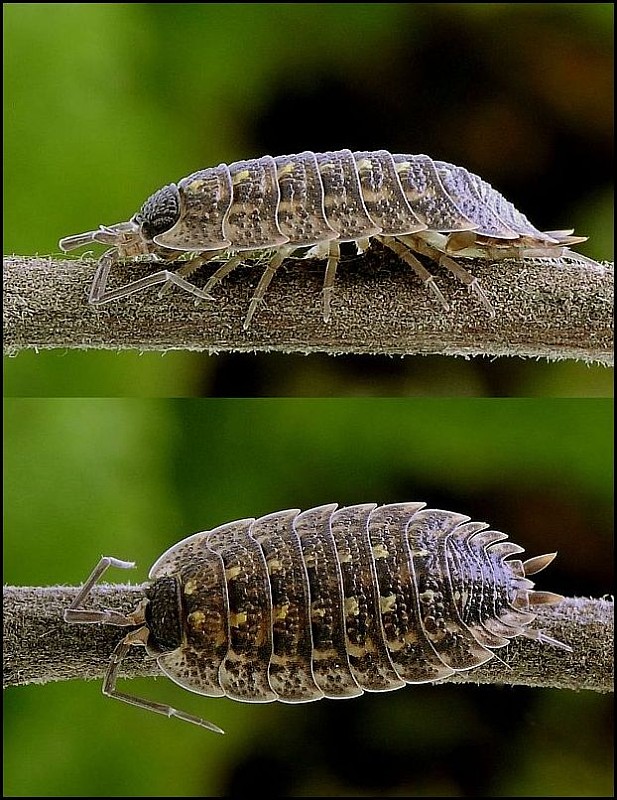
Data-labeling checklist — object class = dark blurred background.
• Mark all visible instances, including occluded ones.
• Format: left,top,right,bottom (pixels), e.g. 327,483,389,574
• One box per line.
3,3,613,397
4,398,613,796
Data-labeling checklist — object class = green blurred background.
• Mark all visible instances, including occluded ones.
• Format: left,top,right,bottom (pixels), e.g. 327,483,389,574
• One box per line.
3,3,613,397
4,398,613,797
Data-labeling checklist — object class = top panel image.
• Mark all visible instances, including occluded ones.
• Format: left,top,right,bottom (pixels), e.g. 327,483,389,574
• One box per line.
4,3,613,397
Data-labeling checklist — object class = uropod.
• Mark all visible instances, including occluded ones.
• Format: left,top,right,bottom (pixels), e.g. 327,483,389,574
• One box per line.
65,502,571,734
59,149,591,329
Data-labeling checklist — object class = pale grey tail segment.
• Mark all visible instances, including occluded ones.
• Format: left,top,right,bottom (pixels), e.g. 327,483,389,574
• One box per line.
58,150,592,328
63,502,571,734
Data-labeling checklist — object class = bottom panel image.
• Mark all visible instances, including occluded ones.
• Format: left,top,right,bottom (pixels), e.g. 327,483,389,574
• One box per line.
3,398,613,798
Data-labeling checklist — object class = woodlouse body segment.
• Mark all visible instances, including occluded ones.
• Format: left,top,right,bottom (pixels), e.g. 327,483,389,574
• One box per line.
64,503,571,733
315,150,382,242
225,156,289,251
392,154,476,233
250,509,322,702
274,151,338,246
59,150,591,327
158,165,233,251
294,503,363,699
353,151,426,237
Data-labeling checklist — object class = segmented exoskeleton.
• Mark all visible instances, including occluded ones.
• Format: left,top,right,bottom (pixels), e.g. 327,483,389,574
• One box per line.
64,502,571,734
59,150,590,328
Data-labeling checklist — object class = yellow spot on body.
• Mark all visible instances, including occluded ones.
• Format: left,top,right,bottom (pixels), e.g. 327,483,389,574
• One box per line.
232,169,251,184
395,161,410,173
267,558,283,574
187,610,206,630
277,162,296,177
338,551,352,564
273,602,290,621
372,544,389,559
356,158,372,172
229,611,247,628
346,641,369,658
344,596,360,617
187,179,206,191
313,648,338,660
183,579,197,596
380,594,397,614
360,188,379,202
311,602,326,619
419,589,435,604
412,547,429,557
226,565,242,581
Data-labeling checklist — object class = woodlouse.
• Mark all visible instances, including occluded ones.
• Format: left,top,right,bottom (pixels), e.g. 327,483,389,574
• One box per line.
59,149,590,328
64,502,571,734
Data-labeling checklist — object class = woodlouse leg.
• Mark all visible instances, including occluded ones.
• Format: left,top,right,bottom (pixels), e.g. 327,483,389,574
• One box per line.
445,231,479,253
378,236,450,311
322,241,341,323
102,627,226,734
89,249,215,305
521,627,572,652
405,236,496,317
64,556,138,625
524,247,602,270
243,250,287,329
157,251,220,300
201,254,245,296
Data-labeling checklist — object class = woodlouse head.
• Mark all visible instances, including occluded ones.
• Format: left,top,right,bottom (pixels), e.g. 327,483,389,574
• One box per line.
143,576,184,657
58,184,181,261
132,183,181,242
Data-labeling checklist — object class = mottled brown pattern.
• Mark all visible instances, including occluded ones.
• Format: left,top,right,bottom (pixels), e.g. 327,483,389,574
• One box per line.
329,503,404,691
222,156,288,250
273,152,338,246
315,150,380,241
205,518,276,702
156,549,229,696
293,504,361,698
136,503,567,706
249,509,321,702
354,150,425,236
367,503,453,683
406,509,493,670
164,164,233,250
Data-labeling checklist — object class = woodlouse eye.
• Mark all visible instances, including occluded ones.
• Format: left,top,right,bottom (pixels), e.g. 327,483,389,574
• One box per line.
136,183,181,240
